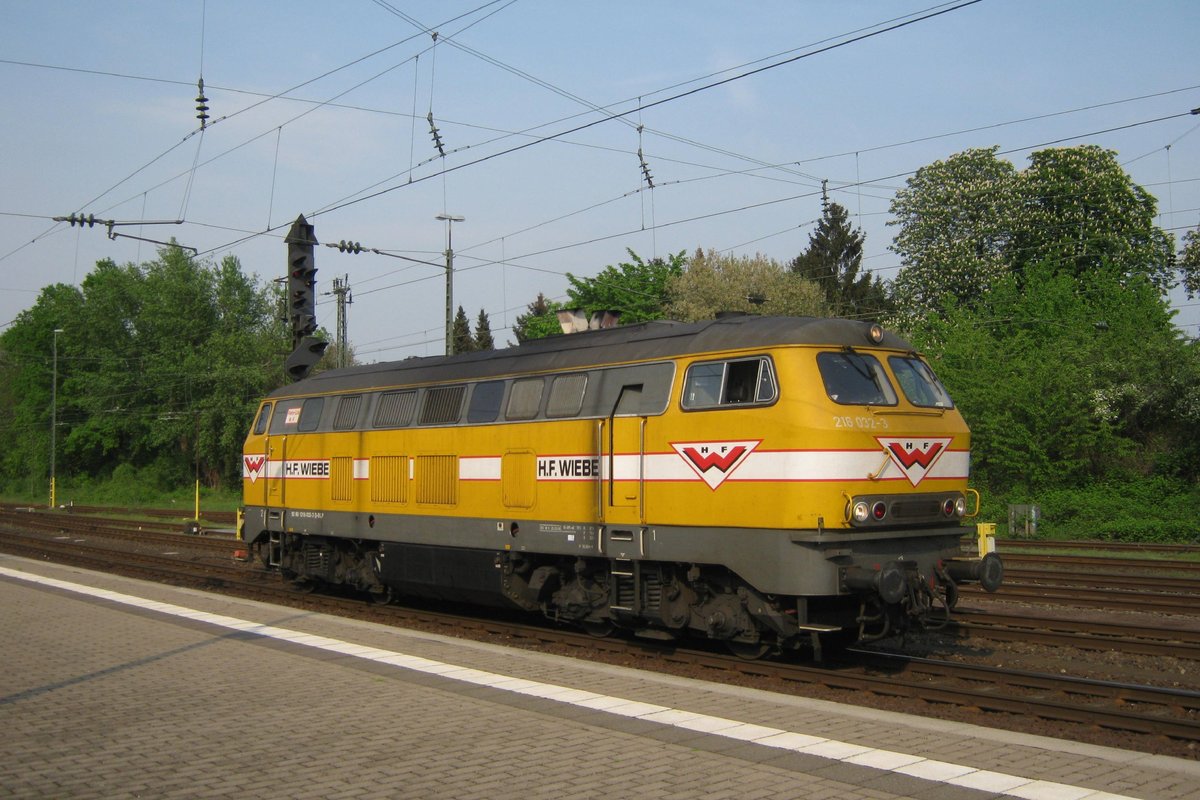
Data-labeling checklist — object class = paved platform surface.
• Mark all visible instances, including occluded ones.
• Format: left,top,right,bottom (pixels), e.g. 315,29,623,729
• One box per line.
2,553,1199,800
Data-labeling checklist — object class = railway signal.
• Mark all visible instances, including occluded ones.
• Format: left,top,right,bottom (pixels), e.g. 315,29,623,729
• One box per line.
284,214,327,381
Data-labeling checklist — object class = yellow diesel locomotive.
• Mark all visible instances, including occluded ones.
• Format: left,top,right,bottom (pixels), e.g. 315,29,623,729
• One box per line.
239,315,1002,656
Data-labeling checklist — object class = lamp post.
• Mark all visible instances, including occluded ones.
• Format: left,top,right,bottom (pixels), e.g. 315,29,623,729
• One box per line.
435,213,465,356
50,328,63,508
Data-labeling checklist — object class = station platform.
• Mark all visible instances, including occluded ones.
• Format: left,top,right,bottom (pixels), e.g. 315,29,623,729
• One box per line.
2,553,1198,800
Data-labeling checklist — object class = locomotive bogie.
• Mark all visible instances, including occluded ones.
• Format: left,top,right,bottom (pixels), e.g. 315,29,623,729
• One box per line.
240,315,1001,652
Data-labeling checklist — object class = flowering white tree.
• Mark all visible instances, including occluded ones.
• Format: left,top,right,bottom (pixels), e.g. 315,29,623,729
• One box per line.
888,145,1180,324
1181,227,1200,298
1013,146,1175,291
888,147,1018,322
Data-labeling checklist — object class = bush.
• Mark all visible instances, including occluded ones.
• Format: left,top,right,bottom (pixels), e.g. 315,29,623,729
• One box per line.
984,477,1200,543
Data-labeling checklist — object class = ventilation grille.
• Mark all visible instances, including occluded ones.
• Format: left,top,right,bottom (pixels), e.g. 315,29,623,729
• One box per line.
333,395,362,430
330,456,352,502
502,451,536,509
374,391,416,428
416,455,458,505
370,455,408,503
420,386,465,425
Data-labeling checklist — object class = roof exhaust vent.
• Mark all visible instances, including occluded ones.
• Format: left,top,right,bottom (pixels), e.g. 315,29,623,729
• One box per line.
556,309,621,334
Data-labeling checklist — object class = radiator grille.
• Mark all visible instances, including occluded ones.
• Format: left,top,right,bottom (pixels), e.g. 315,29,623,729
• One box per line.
330,456,353,502
502,451,536,508
416,455,458,505
370,455,408,503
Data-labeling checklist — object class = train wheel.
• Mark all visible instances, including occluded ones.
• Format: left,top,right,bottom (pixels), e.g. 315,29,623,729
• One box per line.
290,578,316,594
582,620,613,638
726,640,770,660
368,586,393,605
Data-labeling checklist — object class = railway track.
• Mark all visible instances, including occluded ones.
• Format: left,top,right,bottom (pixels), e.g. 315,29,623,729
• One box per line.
963,581,1199,615
2,513,1199,757
946,607,1200,660
999,538,1200,556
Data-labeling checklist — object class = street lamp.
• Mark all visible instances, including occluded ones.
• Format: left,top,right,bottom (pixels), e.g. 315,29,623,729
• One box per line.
436,213,465,356
50,328,63,508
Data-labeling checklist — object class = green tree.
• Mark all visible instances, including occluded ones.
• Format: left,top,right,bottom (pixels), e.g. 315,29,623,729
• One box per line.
451,306,474,354
911,260,1199,491
890,145,1200,514
0,245,282,493
666,248,826,322
512,293,564,343
473,309,494,351
790,200,888,318
0,283,84,496
198,255,284,482
563,248,685,323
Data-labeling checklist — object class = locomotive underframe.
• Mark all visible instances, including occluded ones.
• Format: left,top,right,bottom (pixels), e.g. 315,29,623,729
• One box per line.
243,503,994,650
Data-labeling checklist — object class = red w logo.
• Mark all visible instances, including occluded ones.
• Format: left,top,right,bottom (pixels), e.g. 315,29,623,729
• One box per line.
672,440,761,489
876,437,952,486
243,455,266,483
682,445,746,473
885,441,944,470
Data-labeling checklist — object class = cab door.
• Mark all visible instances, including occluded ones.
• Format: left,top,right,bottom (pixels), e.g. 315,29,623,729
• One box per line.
603,384,645,522
244,402,274,511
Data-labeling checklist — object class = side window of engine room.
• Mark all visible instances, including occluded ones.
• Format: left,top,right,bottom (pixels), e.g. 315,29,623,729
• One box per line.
269,398,326,433
816,352,897,406
682,357,777,410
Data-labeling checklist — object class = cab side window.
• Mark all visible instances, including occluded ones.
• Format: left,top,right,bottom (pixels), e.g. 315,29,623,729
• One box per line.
252,403,272,435
682,357,776,409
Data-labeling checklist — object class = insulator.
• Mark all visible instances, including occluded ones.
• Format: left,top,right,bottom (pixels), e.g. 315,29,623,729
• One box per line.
427,111,445,156
638,148,654,188
195,77,210,128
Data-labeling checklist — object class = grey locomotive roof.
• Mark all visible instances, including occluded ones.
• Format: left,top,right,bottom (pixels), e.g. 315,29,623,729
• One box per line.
270,315,911,399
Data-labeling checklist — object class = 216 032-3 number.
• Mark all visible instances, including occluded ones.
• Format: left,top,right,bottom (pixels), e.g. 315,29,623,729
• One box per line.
833,415,889,430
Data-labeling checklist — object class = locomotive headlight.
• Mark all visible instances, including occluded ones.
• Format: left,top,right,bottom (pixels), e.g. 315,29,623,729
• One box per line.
852,501,870,523
943,497,967,517
867,323,885,344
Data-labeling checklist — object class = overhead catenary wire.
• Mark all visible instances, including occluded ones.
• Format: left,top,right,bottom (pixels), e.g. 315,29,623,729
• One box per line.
303,0,990,223
4,3,1197,349
222,2,987,240
0,1,511,269
338,134,1200,350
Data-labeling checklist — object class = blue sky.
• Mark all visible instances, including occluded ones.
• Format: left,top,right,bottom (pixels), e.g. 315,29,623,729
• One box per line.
3,1,1198,358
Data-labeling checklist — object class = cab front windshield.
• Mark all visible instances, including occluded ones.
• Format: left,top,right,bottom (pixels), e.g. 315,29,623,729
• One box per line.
816,352,897,406
888,356,954,408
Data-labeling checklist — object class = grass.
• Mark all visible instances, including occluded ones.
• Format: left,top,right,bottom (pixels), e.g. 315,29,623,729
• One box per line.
3,475,242,516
